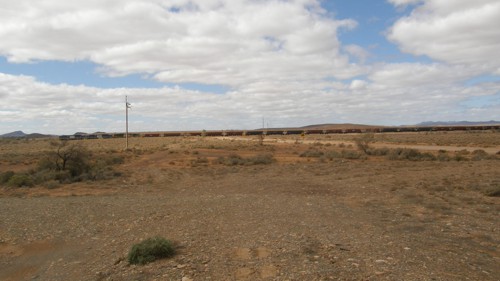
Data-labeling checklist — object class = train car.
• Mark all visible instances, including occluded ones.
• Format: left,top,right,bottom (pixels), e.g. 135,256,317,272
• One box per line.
59,135,71,140
144,133,161,137
204,131,223,137
225,130,245,136
397,127,414,132
306,129,323,135
264,130,283,136
416,127,433,132
163,132,182,137
101,134,113,139
343,129,362,134
380,127,399,133
285,130,302,135
244,130,262,136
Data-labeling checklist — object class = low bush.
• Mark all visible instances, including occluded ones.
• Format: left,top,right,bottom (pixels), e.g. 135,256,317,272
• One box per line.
1,141,125,188
341,150,367,160
484,187,500,197
323,150,341,160
301,149,366,160
387,148,436,161
366,147,390,156
453,153,469,162
249,154,274,164
436,151,451,161
300,149,324,158
471,149,496,161
0,171,15,184
31,169,68,185
215,154,274,165
215,154,244,165
128,236,175,265
190,156,209,166
7,173,34,187
43,179,61,189
355,133,374,154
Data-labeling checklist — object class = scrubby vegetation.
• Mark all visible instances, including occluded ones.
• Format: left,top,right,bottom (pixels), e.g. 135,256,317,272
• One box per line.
300,149,367,160
484,187,500,197
128,236,175,265
386,148,436,161
214,154,275,165
0,140,124,188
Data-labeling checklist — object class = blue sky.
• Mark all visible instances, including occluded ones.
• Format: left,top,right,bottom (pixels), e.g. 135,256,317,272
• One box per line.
0,0,499,134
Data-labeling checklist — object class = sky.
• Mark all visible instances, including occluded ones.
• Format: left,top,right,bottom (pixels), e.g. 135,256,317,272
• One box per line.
0,0,499,135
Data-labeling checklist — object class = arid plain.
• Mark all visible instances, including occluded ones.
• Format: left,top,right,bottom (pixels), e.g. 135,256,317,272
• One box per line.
0,130,499,281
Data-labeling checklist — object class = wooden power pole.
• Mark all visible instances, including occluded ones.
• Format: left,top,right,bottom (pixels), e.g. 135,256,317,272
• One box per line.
125,96,131,150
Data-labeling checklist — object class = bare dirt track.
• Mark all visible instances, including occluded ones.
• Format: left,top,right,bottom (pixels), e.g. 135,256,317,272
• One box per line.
0,132,499,281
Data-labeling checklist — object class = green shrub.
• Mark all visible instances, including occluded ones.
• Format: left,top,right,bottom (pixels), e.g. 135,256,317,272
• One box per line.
7,173,34,187
471,149,495,161
484,187,500,197
366,147,390,156
341,150,367,160
105,155,125,165
323,150,341,160
128,236,175,265
216,154,244,165
34,142,123,185
190,156,209,166
453,153,469,162
248,154,274,164
214,154,275,165
0,171,15,184
436,151,451,161
387,148,435,161
300,149,324,158
43,179,61,189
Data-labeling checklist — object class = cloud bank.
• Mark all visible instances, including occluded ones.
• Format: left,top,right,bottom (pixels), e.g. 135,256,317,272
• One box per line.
0,0,499,134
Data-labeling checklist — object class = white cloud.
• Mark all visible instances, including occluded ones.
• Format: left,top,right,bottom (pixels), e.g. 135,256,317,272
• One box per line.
344,45,370,64
387,0,423,7
368,63,476,88
349,79,368,90
0,0,362,88
388,0,500,74
0,0,499,135
1,70,498,134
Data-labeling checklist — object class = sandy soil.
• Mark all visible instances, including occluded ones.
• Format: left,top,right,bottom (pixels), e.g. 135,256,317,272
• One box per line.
0,134,499,281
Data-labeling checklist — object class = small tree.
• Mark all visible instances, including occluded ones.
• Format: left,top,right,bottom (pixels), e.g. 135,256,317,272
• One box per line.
40,141,91,177
355,133,374,154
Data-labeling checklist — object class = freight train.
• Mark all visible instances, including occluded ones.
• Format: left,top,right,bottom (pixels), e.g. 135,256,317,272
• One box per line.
59,125,500,140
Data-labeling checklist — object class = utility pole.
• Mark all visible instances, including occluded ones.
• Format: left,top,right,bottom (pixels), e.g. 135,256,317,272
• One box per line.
125,96,131,150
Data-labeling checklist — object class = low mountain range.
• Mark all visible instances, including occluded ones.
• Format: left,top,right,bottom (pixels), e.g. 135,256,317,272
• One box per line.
416,120,500,126
0,131,54,139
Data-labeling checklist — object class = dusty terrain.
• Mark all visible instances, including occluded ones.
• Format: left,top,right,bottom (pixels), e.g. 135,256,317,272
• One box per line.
0,131,499,281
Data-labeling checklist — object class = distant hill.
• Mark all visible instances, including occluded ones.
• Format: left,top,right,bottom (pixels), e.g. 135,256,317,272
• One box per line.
257,123,384,131
257,121,500,131
0,131,27,138
0,131,54,139
416,120,500,126
26,133,55,139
